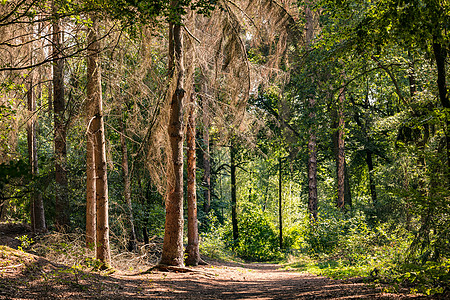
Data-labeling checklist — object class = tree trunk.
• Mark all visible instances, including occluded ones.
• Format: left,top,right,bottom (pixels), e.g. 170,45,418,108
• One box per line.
86,120,96,248
27,70,47,233
432,40,450,181
87,18,110,268
335,87,346,210
119,108,137,252
305,4,317,221
52,7,69,230
230,139,238,248
185,92,200,266
278,156,283,249
160,17,185,267
366,150,377,206
202,95,211,214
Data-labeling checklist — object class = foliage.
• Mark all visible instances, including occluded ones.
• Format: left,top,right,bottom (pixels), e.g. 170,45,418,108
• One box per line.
199,213,235,261
224,202,282,261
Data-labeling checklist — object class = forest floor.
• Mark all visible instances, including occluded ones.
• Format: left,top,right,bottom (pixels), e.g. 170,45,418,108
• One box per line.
0,223,445,299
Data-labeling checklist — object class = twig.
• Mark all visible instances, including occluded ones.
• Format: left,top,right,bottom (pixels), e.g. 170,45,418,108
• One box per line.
0,263,23,269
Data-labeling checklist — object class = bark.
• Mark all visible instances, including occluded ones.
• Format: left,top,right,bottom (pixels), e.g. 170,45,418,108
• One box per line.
86,129,96,248
27,72,47,233
305,3,317,220
160,18,185,267
87,18,110,267
230,139,238,247
278,157,283,249
202,95,211,213
119,109,137,252
53,7,69,230
335,87,346,210
185,92,200,266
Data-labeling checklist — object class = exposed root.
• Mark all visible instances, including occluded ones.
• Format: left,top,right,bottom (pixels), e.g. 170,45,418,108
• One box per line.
138,264,216,277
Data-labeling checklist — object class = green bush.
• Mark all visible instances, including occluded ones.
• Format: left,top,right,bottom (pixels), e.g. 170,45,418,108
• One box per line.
304,210,344,254
225,202,281,261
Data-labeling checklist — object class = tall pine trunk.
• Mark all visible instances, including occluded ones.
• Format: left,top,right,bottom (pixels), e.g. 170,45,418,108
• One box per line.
86,120,96,248
305,3,317,220
27,26,46,233
278,156,283,249
185,92,200,266
230,139,238,248
87,18,110,267
201,94,211,213
27,70,46,233
160,14,185,267
119,108,137,252
335,87,347,210
52,6,69,230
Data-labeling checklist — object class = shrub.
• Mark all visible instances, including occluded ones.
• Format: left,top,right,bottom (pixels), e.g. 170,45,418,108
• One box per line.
225,202,281,261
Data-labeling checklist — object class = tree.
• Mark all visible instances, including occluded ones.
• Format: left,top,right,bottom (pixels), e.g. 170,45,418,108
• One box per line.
159,0,186,267
185,90,200,266
52,2,69,230
27,65,47,233
119,106,137,252
230,138,238,248
27,23,47,233
305,2,318,221
86,17,111,268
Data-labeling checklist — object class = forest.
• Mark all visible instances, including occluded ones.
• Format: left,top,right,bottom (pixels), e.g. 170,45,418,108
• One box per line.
0,0,449,298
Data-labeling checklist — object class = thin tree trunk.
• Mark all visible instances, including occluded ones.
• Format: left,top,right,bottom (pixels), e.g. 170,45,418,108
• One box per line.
119,108,137,252
366,150,377,206
27,73,47,233
202,95,211,213
27,31,46,233
185,92,200,266
160,16,185,267
305,4,317,221
86,128,96,248
53,5,69,230
432,40,450,182
230,139,238,248
87,18,110,268
336,87,346,210
278,156,283,249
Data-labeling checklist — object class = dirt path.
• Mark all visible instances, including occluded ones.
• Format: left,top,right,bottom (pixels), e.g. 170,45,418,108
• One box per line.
1,251,431,299
96,261,426,300
0,224,435,299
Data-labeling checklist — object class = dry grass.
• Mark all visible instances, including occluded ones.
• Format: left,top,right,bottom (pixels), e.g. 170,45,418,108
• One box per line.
29,231,163,273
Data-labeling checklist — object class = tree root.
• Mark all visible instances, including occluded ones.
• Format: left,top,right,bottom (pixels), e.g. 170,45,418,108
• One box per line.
139,264,215,277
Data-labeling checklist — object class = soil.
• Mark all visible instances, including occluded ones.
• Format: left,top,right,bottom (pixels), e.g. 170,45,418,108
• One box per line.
0,223,444,299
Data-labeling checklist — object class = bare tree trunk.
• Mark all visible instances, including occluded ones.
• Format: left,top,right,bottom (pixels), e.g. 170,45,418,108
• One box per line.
185,92,200,266
27,31,46,233
27,75,47,233
305,3,317,221
160,16,185,267
432,40,450,182
278,156,282,249
366,150,377,206
230,139,238,248
202,95,211,213
53,5,69,230
335,87,346,210
87,18,110,268
86,128,96,248
119,108,137,252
